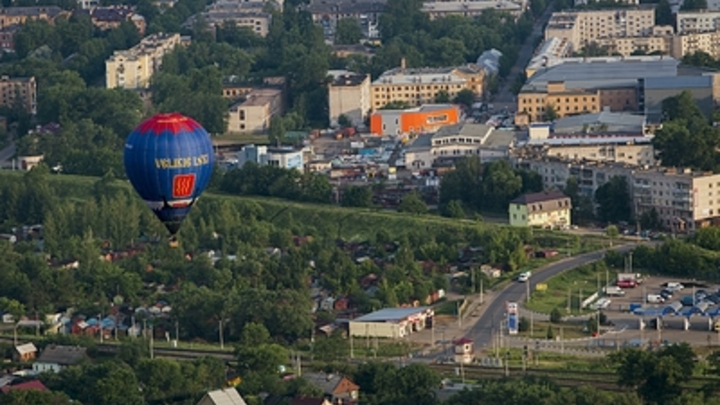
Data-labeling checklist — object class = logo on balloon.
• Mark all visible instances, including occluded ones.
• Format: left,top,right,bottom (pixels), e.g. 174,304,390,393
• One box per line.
172,174,196,198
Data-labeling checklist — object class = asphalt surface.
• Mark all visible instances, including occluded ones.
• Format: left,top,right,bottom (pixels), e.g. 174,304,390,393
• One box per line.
491,3,555,113
467,244,638,349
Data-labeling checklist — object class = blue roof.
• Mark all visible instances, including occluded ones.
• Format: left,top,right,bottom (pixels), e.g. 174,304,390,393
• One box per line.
633,308,665,317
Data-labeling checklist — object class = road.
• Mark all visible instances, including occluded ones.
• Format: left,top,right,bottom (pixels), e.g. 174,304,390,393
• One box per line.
467,244,638,349
491,3,556,113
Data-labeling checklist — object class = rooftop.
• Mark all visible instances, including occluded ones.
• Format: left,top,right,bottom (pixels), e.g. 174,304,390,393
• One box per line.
0,380,47,394
302,372,358,395
0,6,64,18
231,88,282,108
644,75,713,90
199,388,248,405
374,104,457,115
553,110,646,133
330,72,368,87
36,345,87,366
304,0,386,14
433,123,494,140
510,190,568,205
373,64,483,85
353,307,431,322
523,57,679,92
524,135,653,147
421,0,523,12
14,343,37,355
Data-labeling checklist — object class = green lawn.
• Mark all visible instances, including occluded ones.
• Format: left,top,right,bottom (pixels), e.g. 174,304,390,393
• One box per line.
525,263,618,315
514,320,590,340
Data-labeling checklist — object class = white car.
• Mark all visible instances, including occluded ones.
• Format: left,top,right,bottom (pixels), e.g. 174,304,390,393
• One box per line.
518,272,531,282
592,298,612,310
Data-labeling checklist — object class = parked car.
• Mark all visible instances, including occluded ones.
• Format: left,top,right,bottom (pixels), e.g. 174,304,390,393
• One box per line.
592,298,612,310
647,294,665,304
666,282,684,292
518,271,531,282
617,279,637,288
660,289,673,300
604,286,626,297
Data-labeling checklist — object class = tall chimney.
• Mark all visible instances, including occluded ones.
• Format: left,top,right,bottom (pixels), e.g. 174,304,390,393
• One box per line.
400,57,406,70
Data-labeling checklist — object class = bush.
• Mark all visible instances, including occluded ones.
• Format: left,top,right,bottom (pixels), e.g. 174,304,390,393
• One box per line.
550,308,562,323
546,325,554,340
518,316,529,332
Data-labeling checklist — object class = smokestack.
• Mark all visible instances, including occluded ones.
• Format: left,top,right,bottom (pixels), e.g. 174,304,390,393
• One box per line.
400,57,406,70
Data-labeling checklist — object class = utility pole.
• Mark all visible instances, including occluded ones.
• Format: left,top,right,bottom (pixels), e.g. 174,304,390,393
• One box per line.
560,327,564,354
175,320,179,348
219,319,224,350
460,361,466,384
480,279,484,304
567,288,571,313
457,300,462,328
350,333,354,359
526,280,530,304
530,311,534,339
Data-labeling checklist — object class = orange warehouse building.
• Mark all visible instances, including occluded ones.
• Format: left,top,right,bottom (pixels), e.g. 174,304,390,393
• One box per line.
369,105,460,136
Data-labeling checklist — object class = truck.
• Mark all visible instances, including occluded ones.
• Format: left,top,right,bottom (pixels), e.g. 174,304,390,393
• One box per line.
618,273,643,285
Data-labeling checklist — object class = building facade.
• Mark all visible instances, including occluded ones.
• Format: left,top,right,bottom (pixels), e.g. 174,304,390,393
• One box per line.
544,8,656,49
369,104,460,136
185,1,274,37
0,76,37,114
237,144,304,171
227,88,283,133
105,33,182,89
86,6,146,35
328,72,371,128
370,60,484,111
594,26,673,56
0,6,67,29
303,0,383,39
510,156,720,233
676,10,720,34
509,190,571,228
421,0,526,20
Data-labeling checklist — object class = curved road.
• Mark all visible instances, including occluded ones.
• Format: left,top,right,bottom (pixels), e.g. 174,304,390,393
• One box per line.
468,245,638,349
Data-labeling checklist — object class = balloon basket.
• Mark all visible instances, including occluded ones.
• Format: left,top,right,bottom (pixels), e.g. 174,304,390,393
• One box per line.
169,236,179,248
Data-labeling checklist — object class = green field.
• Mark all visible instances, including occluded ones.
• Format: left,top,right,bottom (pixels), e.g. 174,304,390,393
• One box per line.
526,263,618,315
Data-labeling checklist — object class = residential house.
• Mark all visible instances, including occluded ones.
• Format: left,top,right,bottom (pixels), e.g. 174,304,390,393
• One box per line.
303,373,360,405
196,387,248,405
13,343,37,362
85,6,146,35
0,380,48,394
291,399,333,405
508,190,571,229
0,26,19,52
32,345,88,374
0,76,37,114
0,6,68,29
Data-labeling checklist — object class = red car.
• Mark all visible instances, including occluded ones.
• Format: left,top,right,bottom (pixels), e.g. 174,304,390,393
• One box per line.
617,279,637,288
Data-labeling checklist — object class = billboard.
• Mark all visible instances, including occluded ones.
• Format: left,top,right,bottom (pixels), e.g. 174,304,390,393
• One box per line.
507,302,518,335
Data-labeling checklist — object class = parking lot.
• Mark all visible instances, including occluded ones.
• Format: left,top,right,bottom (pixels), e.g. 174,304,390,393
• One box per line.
598,276,720,345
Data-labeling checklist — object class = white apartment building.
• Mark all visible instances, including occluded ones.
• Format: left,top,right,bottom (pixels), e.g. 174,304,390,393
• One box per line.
105,33,182,89
676,10,720,34
421,0,526,19
328,70,371,128
404,123,513,169
544,8,656,49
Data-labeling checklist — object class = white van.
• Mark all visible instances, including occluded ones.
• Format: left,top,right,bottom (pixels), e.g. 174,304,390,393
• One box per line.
604,286,626,297
647,294,665,304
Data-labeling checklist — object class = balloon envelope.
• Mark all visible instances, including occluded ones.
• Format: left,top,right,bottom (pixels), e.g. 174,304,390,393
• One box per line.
124,113,214,235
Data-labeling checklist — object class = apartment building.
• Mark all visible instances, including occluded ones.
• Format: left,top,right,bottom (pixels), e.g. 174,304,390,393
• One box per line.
421,0,526,20
515,56,679,125
370,60,484,111
594,26,673,56
328,71,371,129
670,31,720,59
303,0,384,39
544,8,656,49
369,104,460,136
221,77,286,100
105,33,182,89
0,6,67,29
237,145,304,171
227,88,283,133
185,1,273,37
0,26,19,52
85,6,146,35
0,76,37,114
511,156,720,233
521,136,656,166
676,10,720,34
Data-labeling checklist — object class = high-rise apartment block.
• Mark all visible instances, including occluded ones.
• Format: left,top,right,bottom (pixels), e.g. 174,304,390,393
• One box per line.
105,33,182,90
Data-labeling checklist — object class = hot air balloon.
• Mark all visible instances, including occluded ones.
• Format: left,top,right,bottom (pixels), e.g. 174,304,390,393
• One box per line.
124,113,214,243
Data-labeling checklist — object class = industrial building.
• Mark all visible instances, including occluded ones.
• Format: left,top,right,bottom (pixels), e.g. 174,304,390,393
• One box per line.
368,104,460,136
348,307,434,339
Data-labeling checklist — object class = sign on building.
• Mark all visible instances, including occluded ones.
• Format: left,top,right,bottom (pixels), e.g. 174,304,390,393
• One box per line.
507,302,518,335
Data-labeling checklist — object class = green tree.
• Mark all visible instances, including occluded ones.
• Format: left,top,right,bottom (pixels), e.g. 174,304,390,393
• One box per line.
434,90,451,103
337,113,353,128
442,199,465,218
398,191,427,214
0,390,74,405
595,176,632,223
655,0,673,25
681,0,707,10
341,186,374,208
605,225,619,246
544,104,559,121
335,18,363,45
453,89,476,109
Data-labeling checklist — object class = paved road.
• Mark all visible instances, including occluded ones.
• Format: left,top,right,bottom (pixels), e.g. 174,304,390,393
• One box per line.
491,3,555,113
467,244,638,349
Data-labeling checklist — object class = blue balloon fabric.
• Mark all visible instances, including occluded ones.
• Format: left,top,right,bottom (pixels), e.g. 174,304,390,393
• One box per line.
124,113,214,235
